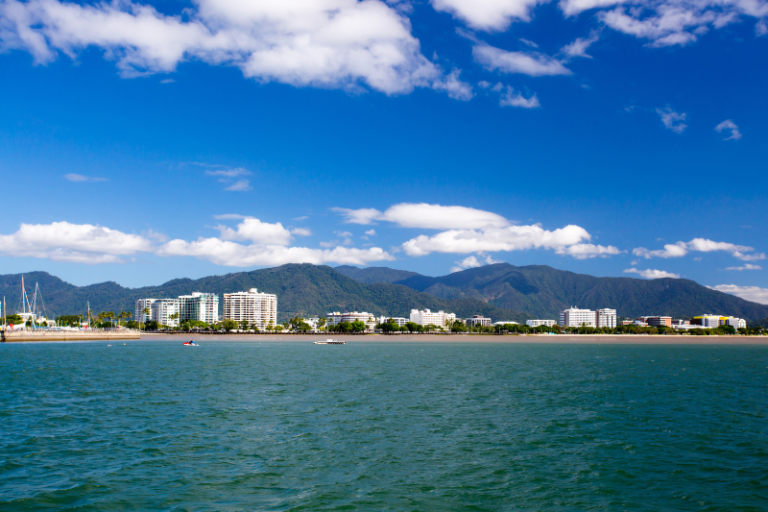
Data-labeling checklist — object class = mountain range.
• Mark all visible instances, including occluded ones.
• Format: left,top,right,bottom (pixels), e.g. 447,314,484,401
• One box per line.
336,263,768,322
2,263,766,324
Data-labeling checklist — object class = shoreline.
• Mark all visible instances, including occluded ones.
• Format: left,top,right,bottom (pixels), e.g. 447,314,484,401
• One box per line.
138,333,768,345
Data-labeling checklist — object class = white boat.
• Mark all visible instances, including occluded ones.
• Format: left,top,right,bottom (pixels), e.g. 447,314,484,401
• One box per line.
314,339,346,345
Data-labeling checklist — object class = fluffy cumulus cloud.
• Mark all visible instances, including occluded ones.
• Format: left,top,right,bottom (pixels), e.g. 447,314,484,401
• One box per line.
215,218,294,245
156,238,393,267
708,285,768,305
336,202,618,259
0,0,469,97
0,221,153,263
402,224,618,258
431,0,545,31
334,203,509,229
715,119,742,140
624,268,681,279
634,238,766,262
450,254,502,272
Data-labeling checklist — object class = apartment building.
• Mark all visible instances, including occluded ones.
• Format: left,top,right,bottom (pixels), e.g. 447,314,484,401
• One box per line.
465,315,492,327
410,309,456,327
223,289,277,330
559,307,597,328
151,299,180,327
526,319,556,328
135,298,157,323
596,309,617,328
179,292,219,324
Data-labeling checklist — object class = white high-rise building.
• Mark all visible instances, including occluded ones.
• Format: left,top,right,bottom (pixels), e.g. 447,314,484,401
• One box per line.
223,289,277,330
151,299,180,327
410,309,456,327
526,319,556,328
596,309,617,328
559,307,596,328
135,298,157,323
178,292,219,324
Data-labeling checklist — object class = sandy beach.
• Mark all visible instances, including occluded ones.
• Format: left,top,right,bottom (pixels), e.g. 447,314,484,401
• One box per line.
144,333,768,344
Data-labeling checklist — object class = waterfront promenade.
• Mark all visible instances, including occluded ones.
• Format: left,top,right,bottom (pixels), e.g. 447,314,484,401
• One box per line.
1,330,141,342
146,333,768,344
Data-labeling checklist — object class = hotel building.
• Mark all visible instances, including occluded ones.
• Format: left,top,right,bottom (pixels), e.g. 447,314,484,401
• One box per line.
223,289,277,330
410,309,457,327
559,307,597,328
526,319,556,328
596,309,617,328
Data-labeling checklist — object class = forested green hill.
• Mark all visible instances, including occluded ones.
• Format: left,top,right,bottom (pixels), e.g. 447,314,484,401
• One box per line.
0,265,525,323
336,263,768,321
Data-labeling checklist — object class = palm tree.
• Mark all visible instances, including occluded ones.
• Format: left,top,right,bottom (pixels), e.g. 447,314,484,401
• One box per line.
169,312,180,329
142,307,150,331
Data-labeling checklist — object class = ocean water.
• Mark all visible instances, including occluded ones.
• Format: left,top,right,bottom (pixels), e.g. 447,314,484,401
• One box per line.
1,341,767,511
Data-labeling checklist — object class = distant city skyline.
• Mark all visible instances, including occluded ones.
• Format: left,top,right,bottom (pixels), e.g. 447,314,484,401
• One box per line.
0,0,766,305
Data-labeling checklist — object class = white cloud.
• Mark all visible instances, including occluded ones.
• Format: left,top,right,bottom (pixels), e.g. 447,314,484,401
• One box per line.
64,173,107,182
332,207,383,225
431,0,545,31
633,238,766,261
758,19,768,35
633,241,689,259
499,86,540,108
519,37,538,47
560,0,624,17
725,263,761,271
401,223,618,257
560,31,600,59
0,221,152,264
365,229,376,236
708,284,768,305
205,168,250,177
715,119,742,140
0,0,467,98
657,107,688,133
224,179,252,192
457,255,483,268
556,243,622,259
291,227,312,237
473,43,572,76
215,218,293,245
213,213,250,220
451,253,505,271
335,203,510,229
624,268,681,279
157,238,394,267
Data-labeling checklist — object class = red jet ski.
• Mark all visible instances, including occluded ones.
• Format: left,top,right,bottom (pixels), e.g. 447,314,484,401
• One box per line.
183,340,197,346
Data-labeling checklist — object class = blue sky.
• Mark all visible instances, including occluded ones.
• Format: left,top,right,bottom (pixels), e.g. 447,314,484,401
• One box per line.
0,0,767,304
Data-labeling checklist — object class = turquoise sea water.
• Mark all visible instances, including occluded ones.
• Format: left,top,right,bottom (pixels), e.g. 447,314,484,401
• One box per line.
1,340,767,511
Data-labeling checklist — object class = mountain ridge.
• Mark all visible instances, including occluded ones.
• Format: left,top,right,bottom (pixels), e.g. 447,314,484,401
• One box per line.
335,263,768,321
0,265,526,323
